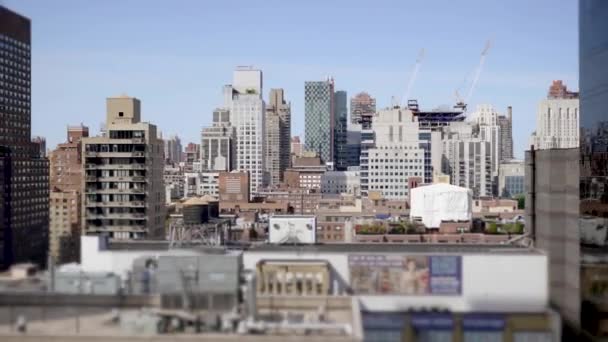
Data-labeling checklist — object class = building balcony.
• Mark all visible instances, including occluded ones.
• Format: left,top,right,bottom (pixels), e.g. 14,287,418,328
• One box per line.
85,188,146,194
86,212,146,220
86,201,146,208
86,224,147,232
85,175,97,182
84,164,146,170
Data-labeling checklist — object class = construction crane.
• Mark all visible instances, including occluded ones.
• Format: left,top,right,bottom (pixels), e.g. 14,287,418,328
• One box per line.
402,48,425,107
454,40,492,112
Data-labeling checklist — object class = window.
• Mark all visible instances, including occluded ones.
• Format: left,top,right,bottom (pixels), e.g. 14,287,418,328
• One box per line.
118,111,124,117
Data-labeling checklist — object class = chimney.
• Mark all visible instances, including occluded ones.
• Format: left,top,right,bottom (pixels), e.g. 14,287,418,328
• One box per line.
507,106,512,122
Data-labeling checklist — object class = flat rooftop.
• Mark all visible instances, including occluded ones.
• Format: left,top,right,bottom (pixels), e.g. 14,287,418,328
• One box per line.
245,243,541,255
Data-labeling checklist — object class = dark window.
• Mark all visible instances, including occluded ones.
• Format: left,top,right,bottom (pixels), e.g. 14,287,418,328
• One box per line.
119,112,124,117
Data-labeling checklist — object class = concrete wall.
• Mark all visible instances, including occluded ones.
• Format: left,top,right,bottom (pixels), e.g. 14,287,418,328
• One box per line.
243,250,548,313
525,148,580,328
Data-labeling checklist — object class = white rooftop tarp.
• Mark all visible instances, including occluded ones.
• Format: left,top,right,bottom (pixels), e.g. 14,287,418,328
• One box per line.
409,183,472,228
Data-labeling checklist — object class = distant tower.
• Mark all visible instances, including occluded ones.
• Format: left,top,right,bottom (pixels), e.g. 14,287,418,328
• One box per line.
305,79,335,164
265,89,291,186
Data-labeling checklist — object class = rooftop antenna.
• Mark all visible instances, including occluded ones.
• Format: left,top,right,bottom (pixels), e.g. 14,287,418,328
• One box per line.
402,48,425,107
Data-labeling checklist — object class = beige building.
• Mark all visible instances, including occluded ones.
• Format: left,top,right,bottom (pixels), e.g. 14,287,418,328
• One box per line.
265,89,291,186
82,96,165,239
48,125,88,263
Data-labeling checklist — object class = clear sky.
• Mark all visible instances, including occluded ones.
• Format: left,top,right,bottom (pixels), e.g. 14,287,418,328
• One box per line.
6,0,578,158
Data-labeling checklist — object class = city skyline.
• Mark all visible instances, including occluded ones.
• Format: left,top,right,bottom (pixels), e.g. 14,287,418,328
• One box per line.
5,0,577,158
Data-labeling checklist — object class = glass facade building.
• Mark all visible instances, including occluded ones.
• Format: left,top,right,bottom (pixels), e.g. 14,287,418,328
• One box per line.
304,79,334,164
0,6,49,269
579,0,608,338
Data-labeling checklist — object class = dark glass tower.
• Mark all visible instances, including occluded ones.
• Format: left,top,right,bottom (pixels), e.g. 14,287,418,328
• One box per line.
0,6,49,269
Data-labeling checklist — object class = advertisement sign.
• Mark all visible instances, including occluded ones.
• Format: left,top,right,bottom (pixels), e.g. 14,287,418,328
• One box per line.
348,254,461,295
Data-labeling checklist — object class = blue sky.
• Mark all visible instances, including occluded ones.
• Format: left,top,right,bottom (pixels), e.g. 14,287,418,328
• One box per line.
7,0,577,158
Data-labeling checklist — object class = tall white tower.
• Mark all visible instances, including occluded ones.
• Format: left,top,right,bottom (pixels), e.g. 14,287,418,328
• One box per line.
227,67,266,196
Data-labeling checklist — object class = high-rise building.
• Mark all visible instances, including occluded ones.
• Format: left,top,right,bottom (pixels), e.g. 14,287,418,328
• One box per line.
345,125,362,167
498,106,514,161
0,6,49,269
82,96,165,239
334,90,348,170
530,80,579,150
363,107,427,200
350,92,376,126
443,137,493,198
473,104,502,177
163,134,182,165
48,125,88,263
227,67,266,196
305,79,334,164
201,108,235,171
265,89,291,186
577,1,608,337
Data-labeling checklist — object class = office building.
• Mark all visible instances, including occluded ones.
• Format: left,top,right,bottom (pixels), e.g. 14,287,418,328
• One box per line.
201,108,235,172
227,67,266,196
498,106,514,161
82,96,165,239
577,1,608,338
334,90,348,170
498,159,524,198
364,107,427,200
0,6,49,269
48,125,88,264
350,92,376,126
265,89,291,186
530,80,579,150
163,134,182,164
345,125,362,167
305,79,334,164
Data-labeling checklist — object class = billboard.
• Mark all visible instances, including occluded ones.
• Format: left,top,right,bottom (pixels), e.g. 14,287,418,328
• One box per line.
348,254,461,295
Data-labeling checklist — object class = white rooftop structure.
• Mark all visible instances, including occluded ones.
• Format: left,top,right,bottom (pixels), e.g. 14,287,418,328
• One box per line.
409,183,472,228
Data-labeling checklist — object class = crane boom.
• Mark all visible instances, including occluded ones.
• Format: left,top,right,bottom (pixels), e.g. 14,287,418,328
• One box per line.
465,40,492,103
402,48,425,106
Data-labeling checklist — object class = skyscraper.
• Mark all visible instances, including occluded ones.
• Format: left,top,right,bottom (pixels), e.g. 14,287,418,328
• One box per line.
82,96,165,239
265,89,291,186
473,104,502,177
49,125,88,263
498,106,514,161
0,6,49,269
201,108,235,171
530,80,579,150
578,0,608,337
350,92,376,126
334,90,348,170
228,67,266,195
163,134,182,164
305,79,334,164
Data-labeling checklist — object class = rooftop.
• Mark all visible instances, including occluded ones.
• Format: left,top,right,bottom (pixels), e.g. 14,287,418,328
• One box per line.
245,243,540,255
